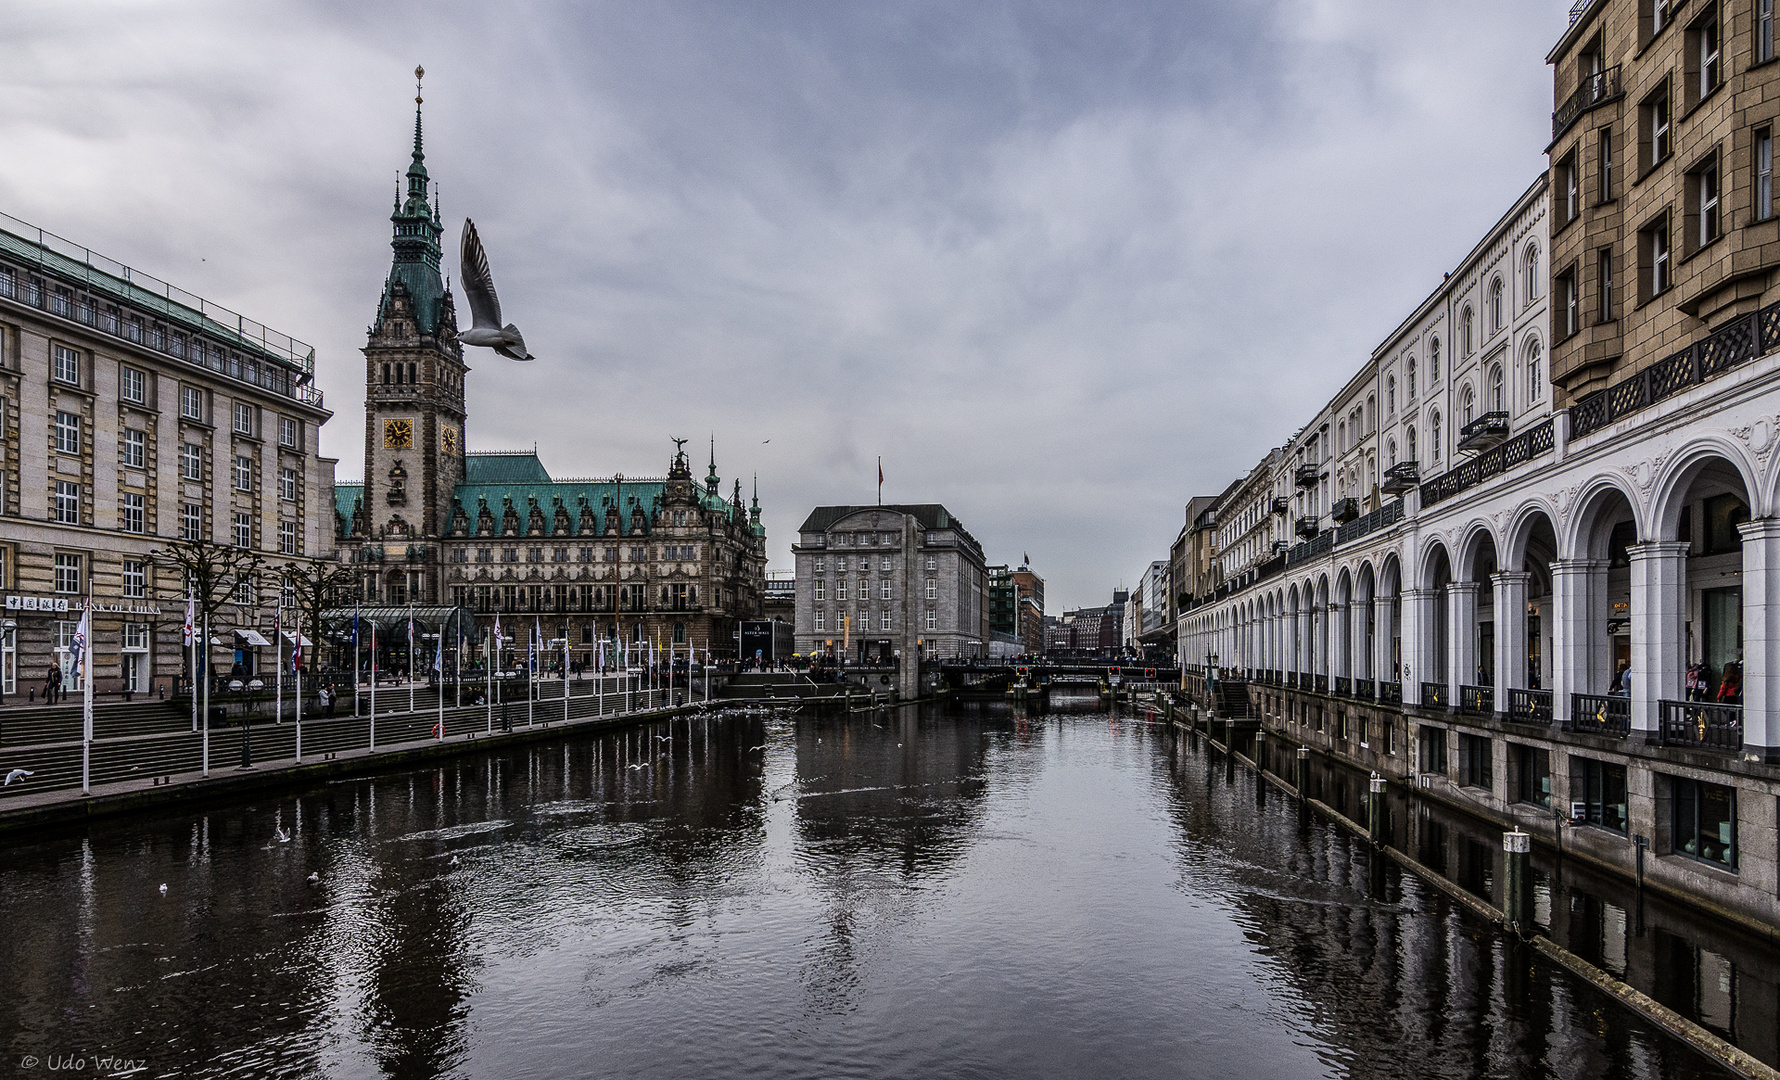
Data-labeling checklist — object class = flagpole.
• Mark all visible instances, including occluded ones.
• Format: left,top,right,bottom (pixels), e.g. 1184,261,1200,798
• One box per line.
79,594,92,796
407,604,415,715
527,620,536,729
436,630,445,741
563,634,570,724
293,621,303,764
201,612,211,778
369,623,377,752
185,589,196,734
485,622,494,735
274,590,284,727
352,598,361,719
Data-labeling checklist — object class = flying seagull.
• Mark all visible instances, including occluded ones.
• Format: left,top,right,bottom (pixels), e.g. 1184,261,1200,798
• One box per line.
3,768,33,786
457,218,535,362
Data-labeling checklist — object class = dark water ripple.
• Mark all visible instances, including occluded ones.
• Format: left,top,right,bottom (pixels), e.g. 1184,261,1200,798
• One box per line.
0,703,1734,1079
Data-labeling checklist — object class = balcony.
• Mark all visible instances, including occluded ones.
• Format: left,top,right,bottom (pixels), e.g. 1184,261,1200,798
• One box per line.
1457,684,1494,716
1456,411,1510,453
1552,65,1620,141
1377,681,1401,705
1420,681,1447,709
1294,516,1320,539
1659,701,1744,752
1506,688,1552,725
1334,676,1351,697
1568,693,1630,736
1270,496,1290,514
1294,463,1321,488
1330,497,1359,524
1380,461,1419,495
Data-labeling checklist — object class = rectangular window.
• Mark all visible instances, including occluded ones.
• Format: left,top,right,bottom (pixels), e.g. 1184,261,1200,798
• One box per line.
123,623,149,651
52,344,79,385
1512,744,1551,808
233,402,254,436
814,580,825,601
880,610,891,631
837,581,848,602
122,559,146,598
1691,156,1721,250
181,385,203,421
54,552,81,593
1570,757,1628,833
1557,267,1578,338
120,366,145,404
120,492,144,534
1691,10,1721,103
279,466,297,500
1557,148,1580,225
55,481,80,524
1642,215,1671,301
1598,247,1615,322
1642,85,1670,172
233,455,253,492
925,610,936,631
1671,776,1737,868
54,410,80,455
233,512,252,549
279,416,299,449
279,520,297,555
1599,126,1614,202
1759,129,1773,223
926,556,936,572
181,503,202,541
813,557,825,574
881,580,891,600
1458,733,1493,790
180,442,203,482
925,578,937,600
1763,0,1776,64
121,427,145,469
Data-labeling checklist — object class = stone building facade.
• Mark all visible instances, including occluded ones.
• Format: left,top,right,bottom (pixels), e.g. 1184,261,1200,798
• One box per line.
333,100,767,662
0,212,334,697
792,504,988,663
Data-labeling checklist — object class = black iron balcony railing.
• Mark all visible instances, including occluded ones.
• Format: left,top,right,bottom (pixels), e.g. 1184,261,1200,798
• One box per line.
1334,499,1404,545
1377,681,1401,705
1295,463,1321,488
1355,678,1375,701
1380,460,1420,495
1571,302,1780,441
1507,688,1553,724
1456,411,1511,453
1659,700,1744,752
1331,497,1360,524
1420,419,1555,508
1552,64,1621,140
1334,676,1352,697
1568,693,1631,736
1295,515,1320,539
1270,495,1291,514
1313,673,1328,693
1457,684,1494,716
1420,681,1448,709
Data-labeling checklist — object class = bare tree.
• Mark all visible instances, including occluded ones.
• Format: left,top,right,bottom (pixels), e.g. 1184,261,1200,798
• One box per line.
280,556,357,681
149,534,267,686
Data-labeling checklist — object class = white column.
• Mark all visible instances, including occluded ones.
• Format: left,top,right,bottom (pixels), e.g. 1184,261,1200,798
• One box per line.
1401,587,1430,704
1629,541,1688,740
1493,571,1530,714
1447,582,1480,698
1373,595,1396,693
1549,559,1600,726
1737,520,1780,758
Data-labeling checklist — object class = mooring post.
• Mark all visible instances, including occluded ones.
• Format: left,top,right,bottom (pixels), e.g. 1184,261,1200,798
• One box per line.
1295,746,1309,794
1503,829,1531,934
1367,772,1386,846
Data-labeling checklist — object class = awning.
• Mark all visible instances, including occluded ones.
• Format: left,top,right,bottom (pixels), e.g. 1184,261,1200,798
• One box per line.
235,628,273,647
282,631,315,647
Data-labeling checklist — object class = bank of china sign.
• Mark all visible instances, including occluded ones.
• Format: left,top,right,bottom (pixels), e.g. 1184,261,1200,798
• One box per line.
4,596,163,615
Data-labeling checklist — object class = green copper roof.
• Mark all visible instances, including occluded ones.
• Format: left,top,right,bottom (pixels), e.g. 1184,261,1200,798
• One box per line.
335,482,363,524
464,451,552,485
445,452,742,538
376,100,447,336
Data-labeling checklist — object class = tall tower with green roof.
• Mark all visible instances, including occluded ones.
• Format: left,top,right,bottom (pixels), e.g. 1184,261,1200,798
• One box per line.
359,67,467,600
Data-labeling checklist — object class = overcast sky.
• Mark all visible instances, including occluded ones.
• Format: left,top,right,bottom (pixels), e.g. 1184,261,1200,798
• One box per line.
2,1,1569,609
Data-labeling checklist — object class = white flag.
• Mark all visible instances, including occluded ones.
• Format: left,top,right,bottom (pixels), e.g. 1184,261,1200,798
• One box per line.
183,596,195,648
72,602,91,679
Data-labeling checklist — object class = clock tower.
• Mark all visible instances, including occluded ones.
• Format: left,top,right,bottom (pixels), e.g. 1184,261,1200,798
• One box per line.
360,72,467,592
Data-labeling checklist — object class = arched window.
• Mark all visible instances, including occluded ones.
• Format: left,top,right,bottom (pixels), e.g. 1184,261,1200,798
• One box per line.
1490,365,1505,412
1407,359,1417,401
1337,421,1346,452
1461,384,1475,425
1386,376,1397,416
1461,306,1475,354
1366,394,1375,432
1406,426,1417,463
1387,438,1398,466
1490,277,1504,332
1430,337,1441,380
1525,339,1543,400
1524,244,1540,301
1431,412,1442,462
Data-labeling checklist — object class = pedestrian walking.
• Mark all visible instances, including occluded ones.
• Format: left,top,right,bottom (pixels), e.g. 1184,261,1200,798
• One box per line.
44,661,60,706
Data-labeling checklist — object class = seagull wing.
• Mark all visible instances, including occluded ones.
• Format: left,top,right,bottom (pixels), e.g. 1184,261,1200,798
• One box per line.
459,219,504,331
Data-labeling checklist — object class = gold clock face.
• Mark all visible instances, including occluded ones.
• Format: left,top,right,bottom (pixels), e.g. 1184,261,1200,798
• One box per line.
384,418,414,449
441,426,458,456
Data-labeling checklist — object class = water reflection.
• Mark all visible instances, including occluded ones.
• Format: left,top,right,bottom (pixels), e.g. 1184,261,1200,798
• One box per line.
0,703,1746,1079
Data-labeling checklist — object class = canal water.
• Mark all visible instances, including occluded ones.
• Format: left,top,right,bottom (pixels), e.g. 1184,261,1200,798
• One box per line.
0,700,1749,1079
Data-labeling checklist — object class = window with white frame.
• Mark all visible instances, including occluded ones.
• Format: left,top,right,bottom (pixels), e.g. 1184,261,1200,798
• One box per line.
815,610,825,632
279,520,298,555
181,503,202,541
122,560,146,598
1406,359,1417,401
123,623,149,651
1693,8,1721,102
52,344,79,385
837,581,848,602
926,556,936,571
1763,0,1776,64
1489,365,1505,412
120,366,145,404
1461,307,1474,354
1692,155,1721,249
814,580,825,601
1490,278,1504,332
233,402,253,436
234,455,253,492
1759,128,1774,223
54,411,80,455
234,577,254,605
1386,375,1396,416
120,492,144,534
233,512,252,548
181,442,203,482
279,416,299,449
1523,245,1540,301
1526,340,1544,400
880,556,891,571
925,578,937,600
54,552,81,593
121,427,145,469
1430,413,1442,463
181,385,204,421
55,481,80,524
881,580,891,600
279,466,297,500
925,610,936,631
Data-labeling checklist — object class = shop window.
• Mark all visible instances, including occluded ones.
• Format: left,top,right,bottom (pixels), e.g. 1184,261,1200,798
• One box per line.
1572,757,1628,833
1458,733,1493,790
1512,744,1551,807
1419,725,1447,775
1670,776,1737,869
1702,493,1749,554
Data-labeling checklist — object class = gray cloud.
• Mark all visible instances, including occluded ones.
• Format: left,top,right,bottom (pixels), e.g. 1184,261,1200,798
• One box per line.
0,0,1569,608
